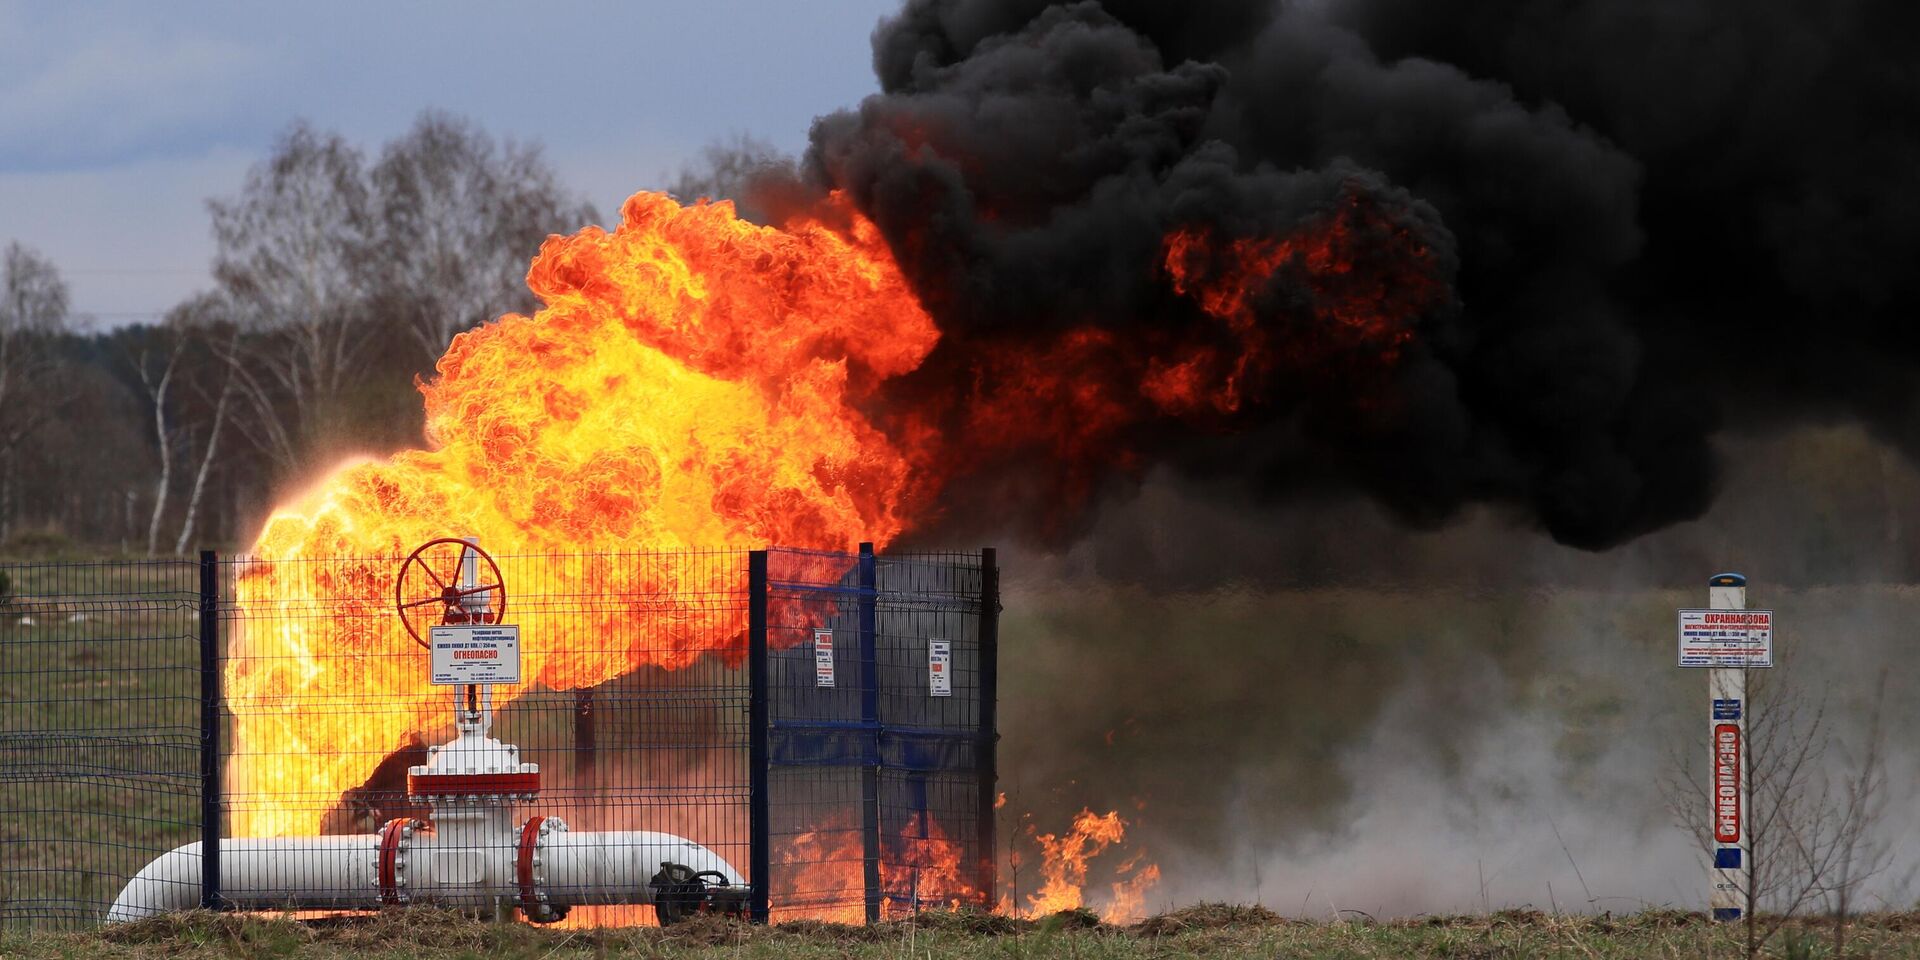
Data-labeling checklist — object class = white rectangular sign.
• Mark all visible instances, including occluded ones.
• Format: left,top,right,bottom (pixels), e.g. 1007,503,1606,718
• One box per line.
429,624,521,685
813,628,836,687
1678,609,1773,668
928,639,952,697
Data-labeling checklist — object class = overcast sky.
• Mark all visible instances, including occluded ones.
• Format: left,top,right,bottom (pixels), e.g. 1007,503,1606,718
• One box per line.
0,1,899,325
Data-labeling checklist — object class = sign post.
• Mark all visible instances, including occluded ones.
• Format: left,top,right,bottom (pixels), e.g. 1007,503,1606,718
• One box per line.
1679,573,1772,922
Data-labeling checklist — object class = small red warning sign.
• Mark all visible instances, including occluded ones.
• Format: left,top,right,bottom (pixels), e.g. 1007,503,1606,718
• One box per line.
1714,723,1741,844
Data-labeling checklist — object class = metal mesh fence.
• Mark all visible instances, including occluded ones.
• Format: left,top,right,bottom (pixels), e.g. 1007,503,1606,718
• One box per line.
764,547,996,922
0,545,995,930
0,558,204,931
216,549,754,924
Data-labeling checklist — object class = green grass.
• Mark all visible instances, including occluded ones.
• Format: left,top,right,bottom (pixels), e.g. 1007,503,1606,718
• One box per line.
7,906,1920,959
11,558,1920,940
0,558,204,928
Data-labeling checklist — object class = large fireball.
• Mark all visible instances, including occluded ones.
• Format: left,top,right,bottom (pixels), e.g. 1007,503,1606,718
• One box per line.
230,192,937,836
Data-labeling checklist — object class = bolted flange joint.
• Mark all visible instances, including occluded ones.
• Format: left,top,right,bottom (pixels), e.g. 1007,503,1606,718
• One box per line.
376,818,428,905
516,815,571,923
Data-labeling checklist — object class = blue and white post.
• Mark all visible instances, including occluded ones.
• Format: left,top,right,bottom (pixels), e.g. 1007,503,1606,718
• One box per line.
1706,573,1749,921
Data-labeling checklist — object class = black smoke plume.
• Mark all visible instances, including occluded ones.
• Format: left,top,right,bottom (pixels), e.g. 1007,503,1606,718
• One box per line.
643,2,1920,913
694,1,1920,914
716,0,1918,551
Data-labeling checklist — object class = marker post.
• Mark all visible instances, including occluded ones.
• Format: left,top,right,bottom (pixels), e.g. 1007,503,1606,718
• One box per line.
1678,573,1772,920
1706,574,1749,922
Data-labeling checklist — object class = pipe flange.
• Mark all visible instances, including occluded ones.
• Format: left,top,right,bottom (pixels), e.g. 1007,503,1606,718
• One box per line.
377,817,428,905
516,815,570,923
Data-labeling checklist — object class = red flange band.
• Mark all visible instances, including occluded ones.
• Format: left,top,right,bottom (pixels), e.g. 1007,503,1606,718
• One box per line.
516,815,548,919
408,771,541,796
376,818,417,905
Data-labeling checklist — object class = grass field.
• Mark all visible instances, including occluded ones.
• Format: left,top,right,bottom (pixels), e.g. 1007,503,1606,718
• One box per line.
8,905,1920,959
0,558,204,927
10,557,1920,947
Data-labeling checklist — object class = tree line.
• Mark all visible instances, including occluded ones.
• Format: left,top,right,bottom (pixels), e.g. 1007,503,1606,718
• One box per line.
0,112,596,554
8,113,1920,578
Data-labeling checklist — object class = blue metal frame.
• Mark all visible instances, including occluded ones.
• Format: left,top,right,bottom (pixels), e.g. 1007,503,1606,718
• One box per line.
749,550,771,923
750,545,998,922
857,542,881,923
199,550,223,910
976,547,998,905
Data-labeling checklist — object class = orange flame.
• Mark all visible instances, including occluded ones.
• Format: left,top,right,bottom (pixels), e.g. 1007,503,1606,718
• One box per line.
771,820,868,924
229,191,937,837
1026,808,1128,916
228,182,1428,913
1103,851,1162,924
768,813,981,923
768,805,1153,924
1156,188,1447,415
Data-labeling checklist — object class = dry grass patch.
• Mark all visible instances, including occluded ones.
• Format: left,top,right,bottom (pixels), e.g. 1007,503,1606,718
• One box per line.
24,906,1920,959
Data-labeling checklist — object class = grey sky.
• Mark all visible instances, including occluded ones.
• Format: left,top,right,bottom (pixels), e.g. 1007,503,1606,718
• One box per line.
0,0,899,324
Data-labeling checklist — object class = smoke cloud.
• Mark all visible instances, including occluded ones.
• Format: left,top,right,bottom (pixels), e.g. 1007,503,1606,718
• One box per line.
992,426,1920,915
682,0,1920,551
674,0,1920,915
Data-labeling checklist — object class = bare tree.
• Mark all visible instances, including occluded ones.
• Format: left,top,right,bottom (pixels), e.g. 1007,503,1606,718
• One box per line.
105,290,246,556
1794,672,1891,959
665,132,795,223
370,110,597,365
1663,663,1892,959
0,242,73,542
208,116,594,478
209,122,378,473
120,327,183,555
173,321,238,554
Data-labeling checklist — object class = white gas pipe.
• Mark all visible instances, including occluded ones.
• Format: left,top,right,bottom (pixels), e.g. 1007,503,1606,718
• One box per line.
110,540,745,924
106,728,743,922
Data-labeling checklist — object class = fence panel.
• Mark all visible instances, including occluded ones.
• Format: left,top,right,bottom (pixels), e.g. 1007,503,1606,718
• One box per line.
762,546,996,922
217,549,752,924
0,559,203,930
1,543,993,929
874,551,992,915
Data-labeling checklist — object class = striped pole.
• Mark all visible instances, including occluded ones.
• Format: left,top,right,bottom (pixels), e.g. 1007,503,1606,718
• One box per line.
1707,572,1749,921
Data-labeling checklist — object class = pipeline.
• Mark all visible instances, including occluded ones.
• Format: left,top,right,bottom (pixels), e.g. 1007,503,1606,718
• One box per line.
107,827,743,923
111,537,748,925
109,722,746,923
110,680,745,923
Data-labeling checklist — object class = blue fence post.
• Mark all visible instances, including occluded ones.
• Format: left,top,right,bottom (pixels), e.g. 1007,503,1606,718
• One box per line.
198,550,223,910
858,542,881,923
749,550,770,923
976,547,998,908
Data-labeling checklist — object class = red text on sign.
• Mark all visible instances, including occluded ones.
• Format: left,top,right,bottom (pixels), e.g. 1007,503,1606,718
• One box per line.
1714,723,1741,844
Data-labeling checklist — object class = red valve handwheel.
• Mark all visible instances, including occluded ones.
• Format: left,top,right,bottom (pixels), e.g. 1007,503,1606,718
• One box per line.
395,537,507,649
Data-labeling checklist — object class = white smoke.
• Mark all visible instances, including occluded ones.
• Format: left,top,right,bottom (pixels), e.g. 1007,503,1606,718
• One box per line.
993,423,1920,917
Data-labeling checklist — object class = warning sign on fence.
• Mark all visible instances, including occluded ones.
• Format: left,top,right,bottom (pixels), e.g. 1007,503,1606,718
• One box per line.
814,628,835,687
928,639,952,697
429,625,521,685
1678,609,1773,668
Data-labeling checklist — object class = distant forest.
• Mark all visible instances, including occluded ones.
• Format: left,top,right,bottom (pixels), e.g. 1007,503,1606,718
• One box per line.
0,112,606,554
4,115,1920,584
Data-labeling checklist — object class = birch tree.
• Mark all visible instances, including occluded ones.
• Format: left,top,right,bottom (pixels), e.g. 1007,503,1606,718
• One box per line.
370,110,596,365
0,242,72,542
121,326,183,555
208,115,593,478
209,122,378,474
174,338,237,554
